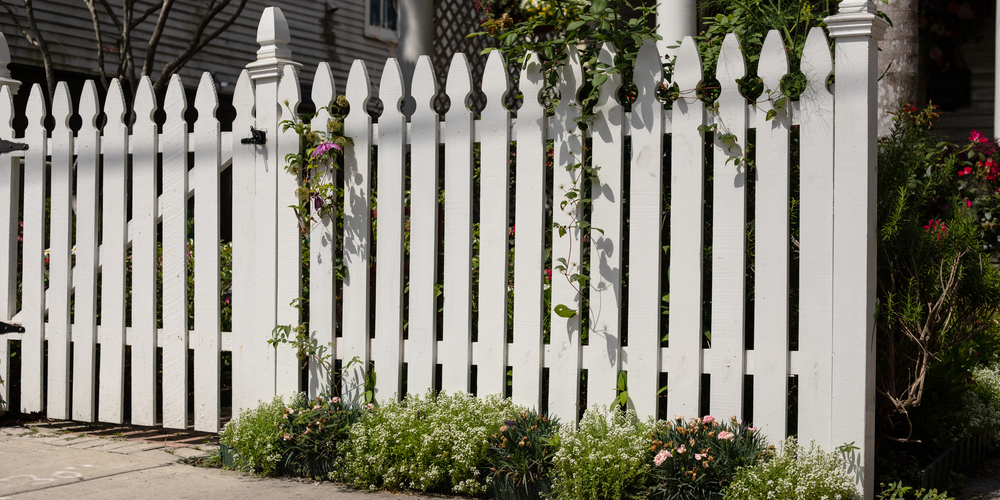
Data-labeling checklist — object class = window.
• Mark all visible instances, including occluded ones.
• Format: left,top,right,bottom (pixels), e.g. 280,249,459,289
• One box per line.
366,0,398,42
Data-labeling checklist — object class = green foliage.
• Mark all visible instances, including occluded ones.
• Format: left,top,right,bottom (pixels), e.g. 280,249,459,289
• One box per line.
275,394,363,478
648,415,768,500
484,409,561,499
336,390,520,495
219,394,292,476
723,438,860,500
549,405,653,500
961,364,1000,440
877,481,953,500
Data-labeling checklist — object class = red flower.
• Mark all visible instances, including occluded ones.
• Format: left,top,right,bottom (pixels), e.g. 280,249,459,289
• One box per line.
959,166,973,176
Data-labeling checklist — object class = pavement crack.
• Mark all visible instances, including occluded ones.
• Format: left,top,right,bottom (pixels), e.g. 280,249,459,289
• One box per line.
4,463,175,497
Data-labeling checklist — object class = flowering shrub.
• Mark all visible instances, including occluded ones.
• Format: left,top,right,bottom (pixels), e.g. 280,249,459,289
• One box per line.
484,409,561,499
275,394,363,478
336,390,520,495
648,415,768,500
960,365,1000,440
219,394,293,476
723,438,859,500
549,405,652,500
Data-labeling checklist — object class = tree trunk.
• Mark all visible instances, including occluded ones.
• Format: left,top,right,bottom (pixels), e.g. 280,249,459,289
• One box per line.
877,0,919,136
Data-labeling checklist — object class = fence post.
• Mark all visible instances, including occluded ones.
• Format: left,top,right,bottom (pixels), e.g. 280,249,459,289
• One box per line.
244,7,302,401
0,33,21,95
825,2,887,498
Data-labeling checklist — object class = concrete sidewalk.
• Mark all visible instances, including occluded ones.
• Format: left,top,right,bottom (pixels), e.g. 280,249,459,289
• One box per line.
0,423,412,500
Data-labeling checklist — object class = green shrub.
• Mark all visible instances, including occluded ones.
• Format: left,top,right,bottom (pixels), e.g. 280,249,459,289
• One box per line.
877,481,953,500
220,394,293,476
336,390,520,495
275,394,363,478
723,438,859,500
962,365,1000,440
549,405,652,500
484,409,561,500
648,415,768,500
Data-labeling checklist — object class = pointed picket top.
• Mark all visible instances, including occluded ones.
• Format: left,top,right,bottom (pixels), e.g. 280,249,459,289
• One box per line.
717,34,746,97
134,76,157,124
233,70,255,122
195,73,219,125
79,80,100,130
106,79,127,125
0,85,11,129
164,75,187,125
632,39,666,131
596,43,622,110
519,51,546,112
554,46,583,118
759,30,789,98
481,51,508,114
411,55,438,111
312,62,336,111
671,37,701,100
801,27,833,99
278,63,301,121
52,82,72,133
26,83,46,126
381,58,405,118
446,53,472,117
346,60,372,120
0,33,19,95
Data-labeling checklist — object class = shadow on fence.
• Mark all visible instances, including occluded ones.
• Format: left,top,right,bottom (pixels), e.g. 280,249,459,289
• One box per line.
919,433,995,491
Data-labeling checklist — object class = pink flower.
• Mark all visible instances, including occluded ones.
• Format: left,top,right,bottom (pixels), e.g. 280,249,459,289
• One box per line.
330,397,341,404
970,130,989,144
283,434,291,440
653,449,672,466
677,444,686,454
304,427,310,434
718,430,735,441
702,415,716,424
313,404,321,410
312,142,342,158
365,403,375,410
545,269,552,282
749,426,758,432
694,453,703,461
968,199,973,208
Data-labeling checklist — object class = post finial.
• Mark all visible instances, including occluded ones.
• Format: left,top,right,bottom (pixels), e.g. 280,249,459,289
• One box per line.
824,0,888,41
246,7,302,81
0,33,22,95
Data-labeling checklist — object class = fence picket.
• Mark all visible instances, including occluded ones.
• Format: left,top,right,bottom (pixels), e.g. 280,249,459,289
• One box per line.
407,55,440,396
511,52,547,410
99,79,129,424
232,70,258,415
797,27,835,448
21,84,47,413
47,82,73,419
477,50,511,397
549,47,584,421
341,60,373,402
254,69,279,400
308,62,338,399
586,43,624,409
0,85,13,413
632,40,670,420
194,73,222,432
374,58,407,400
442,53,475,394
754,30,791,439
162,75,190,430
709,33,748,420
276,65,303,397
73,80,101,422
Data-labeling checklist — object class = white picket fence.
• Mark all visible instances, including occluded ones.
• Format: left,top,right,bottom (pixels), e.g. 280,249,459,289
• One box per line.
0,3,885,496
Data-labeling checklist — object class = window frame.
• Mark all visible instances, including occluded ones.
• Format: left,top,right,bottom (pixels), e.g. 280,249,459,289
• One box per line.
364,0,398,43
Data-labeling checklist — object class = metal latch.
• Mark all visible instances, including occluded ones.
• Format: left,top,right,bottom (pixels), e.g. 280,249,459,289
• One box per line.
0,321,25,334
0,138,28,155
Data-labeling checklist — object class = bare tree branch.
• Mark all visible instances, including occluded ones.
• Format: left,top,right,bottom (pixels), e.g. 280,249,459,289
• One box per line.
19,0,56,100
141,0,175,78
152,0,249,93
82,0,110,90
129,0,162,30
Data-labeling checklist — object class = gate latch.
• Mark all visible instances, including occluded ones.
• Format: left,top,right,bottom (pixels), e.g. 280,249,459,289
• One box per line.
0,321,25,334
0,138,28,155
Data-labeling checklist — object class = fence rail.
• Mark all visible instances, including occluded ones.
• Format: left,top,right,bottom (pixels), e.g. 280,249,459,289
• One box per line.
0,3,885,497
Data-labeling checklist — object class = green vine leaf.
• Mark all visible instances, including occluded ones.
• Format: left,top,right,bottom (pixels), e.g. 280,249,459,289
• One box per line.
554,304,577,318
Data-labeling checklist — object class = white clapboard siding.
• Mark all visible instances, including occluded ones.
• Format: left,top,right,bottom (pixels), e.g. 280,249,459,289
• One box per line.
0,85,16,412
341,60,373,402
161,75,190,430
308,62,338,399
374,58,406,400
548,47,584,421
47,82,73,420
510,52,547,410
276,65,303,397
631,40,669,420
754,31,792,439
586,43,624,409
131,77,159,426
73,80,101,422
21,84,46,413
709,34,748,420
231,70,258,416
99,79,129,424
476,50,511,397
194,73,222,432
442,53,474,393
796,27,835,449
407,55,440,396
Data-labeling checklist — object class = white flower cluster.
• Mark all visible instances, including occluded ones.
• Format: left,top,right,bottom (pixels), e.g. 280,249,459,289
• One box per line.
723,438,860,500
337,391,522,495
961,365,1000,440
220,394,299,476
550,405,653,500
